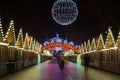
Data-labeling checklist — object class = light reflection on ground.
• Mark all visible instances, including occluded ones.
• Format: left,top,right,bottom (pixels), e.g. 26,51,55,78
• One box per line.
0,60,120,80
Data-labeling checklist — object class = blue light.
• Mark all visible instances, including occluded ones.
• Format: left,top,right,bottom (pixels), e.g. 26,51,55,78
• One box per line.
56,33,59,37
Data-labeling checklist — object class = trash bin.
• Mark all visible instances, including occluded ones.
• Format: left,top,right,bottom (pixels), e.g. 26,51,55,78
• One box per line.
7,62,15,74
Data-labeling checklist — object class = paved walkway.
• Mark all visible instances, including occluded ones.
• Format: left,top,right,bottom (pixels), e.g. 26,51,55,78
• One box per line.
0,60,120,80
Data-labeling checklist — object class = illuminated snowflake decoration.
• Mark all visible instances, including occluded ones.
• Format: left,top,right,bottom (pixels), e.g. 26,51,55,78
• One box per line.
51,0,78,26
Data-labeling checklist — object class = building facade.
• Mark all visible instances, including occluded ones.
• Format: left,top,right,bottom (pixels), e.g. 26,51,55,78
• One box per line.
80,28,120,74
0,19,40,76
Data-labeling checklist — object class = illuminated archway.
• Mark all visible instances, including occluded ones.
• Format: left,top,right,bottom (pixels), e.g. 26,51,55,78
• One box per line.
41,34,79,54
42,42,79,53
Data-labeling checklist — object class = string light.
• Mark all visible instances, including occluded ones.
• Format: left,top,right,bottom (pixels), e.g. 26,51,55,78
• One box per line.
51,0,78,25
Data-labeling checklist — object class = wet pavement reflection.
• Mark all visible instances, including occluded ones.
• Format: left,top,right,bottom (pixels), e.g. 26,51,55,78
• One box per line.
0,60,120,80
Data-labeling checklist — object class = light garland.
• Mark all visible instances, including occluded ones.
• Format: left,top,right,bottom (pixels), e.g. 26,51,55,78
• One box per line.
16,28,23,48
87,40,91,52
81,43,84,54
105,28,115,48
91,38,97,50
97,34,105,49
4,20,16,45
0,19,4,41
23,33,29,49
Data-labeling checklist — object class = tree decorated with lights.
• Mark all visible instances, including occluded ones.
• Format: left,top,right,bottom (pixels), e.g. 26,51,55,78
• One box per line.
16,28,23,48
51,0,79,26
105,28,115,48
4,20,16,46
0,19,4,42
97,34,105,50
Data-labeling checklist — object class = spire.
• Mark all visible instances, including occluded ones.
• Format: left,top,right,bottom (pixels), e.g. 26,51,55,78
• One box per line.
4,20,16,46
0,19,4,42
91,38,97,50
16,28,23,48
116,31,120,47
105,28,115,48
97,34,105,50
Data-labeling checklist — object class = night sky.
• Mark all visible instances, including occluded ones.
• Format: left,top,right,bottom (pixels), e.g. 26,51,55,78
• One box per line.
0,0,120,45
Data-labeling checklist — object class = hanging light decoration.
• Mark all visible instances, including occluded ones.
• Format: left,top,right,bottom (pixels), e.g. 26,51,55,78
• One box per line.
51,0,79,26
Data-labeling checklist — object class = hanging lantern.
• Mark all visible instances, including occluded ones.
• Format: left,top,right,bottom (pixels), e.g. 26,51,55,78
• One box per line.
51,0,79,26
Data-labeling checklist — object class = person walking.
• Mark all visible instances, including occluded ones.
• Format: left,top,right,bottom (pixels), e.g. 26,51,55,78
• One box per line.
59,56,65,69
84,53,90,72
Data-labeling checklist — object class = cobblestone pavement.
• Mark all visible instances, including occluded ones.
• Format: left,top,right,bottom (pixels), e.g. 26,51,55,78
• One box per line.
0,60,120,80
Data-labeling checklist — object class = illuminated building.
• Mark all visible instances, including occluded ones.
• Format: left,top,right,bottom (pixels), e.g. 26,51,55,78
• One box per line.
42,34,79,55
0,19,41,76
80,28,120,74
0,18,120,75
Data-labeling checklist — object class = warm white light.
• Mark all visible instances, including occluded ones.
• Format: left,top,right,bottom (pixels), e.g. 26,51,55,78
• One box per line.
0,42,9,46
